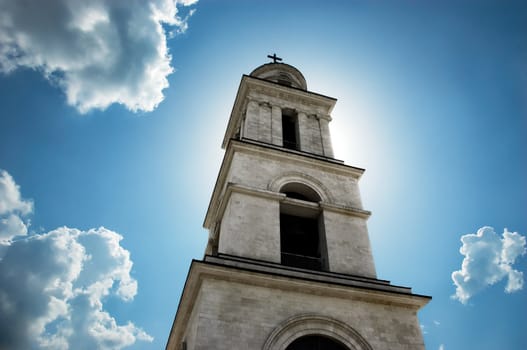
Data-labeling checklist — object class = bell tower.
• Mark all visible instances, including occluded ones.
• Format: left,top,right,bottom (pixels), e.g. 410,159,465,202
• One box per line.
166,57,430,350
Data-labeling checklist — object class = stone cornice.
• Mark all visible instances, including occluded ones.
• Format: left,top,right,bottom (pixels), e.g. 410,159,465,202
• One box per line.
233,139,364,177
320,202,372,219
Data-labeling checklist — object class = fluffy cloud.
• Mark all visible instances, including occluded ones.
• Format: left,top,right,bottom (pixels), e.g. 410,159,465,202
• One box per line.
0,170,32,242
0,170,151,349
0,0,198,113
452,226,526,304
0,227,152,349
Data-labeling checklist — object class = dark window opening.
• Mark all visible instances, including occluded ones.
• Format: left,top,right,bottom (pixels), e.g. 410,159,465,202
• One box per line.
283,191,310,201
280,213,322,270
282,111,298,150
286,335,348,350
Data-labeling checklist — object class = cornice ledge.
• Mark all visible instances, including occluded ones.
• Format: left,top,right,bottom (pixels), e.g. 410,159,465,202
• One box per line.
227,182,286,201
194,261,431,309
320,202,372,218
231,140,365,179
281,197,320,210
245,75,337,106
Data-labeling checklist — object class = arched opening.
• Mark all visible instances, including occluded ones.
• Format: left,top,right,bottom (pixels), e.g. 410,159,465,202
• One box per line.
280,182,321,202
262,314,373,350
279,183,326,271
286,335,348,350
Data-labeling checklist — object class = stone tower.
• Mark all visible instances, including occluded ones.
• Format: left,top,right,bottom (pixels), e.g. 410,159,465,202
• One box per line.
166,59,430,350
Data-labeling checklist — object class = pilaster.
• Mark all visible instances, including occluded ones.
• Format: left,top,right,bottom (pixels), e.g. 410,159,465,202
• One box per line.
271,105,283,146
318,116,334,157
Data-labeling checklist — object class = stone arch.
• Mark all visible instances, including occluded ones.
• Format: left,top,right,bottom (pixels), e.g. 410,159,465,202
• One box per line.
262,314,372,350
280,182,321,202
269,172,333,203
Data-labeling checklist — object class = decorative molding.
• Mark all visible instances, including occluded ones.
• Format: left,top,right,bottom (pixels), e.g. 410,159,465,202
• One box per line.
316,113,332,121
269,171,334,203
320,202,371,219
259,101,272,109
262,314,373,350
228,182,285,201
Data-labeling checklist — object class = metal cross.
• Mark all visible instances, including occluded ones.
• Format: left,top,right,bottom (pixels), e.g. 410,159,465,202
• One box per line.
267,53,283,63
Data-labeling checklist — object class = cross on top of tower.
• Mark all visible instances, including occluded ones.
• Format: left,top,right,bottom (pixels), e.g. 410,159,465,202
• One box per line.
267,53,282,63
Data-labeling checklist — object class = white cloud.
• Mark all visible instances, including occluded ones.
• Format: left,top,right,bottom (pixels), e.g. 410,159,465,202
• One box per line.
439,344,445,350
0,170,151,349
177,0,199,6
0,0,198,113
451,226,526,304
0,170,32,243
0,227,152,349
0,170,32,215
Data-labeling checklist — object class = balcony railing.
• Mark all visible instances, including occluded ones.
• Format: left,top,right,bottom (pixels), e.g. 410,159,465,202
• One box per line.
281,252,322,271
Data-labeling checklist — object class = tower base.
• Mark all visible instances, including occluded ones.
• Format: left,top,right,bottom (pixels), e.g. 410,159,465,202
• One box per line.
166,255,430,350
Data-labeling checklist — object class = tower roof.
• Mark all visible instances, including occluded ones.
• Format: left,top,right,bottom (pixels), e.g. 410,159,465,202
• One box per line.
250,62,307,90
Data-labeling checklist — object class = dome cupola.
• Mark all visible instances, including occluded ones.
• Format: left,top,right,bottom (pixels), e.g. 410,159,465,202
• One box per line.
250,61,307,90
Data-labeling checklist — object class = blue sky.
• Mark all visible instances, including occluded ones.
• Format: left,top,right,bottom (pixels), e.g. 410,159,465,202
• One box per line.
0,0,526,349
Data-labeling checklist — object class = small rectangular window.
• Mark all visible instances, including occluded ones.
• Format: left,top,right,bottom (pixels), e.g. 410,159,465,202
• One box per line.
282,112,298,150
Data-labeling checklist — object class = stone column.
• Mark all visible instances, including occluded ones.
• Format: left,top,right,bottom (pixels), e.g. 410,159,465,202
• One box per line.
318,116,334,158
258,102,272,143
271,105,283,146
297,111,308,152
244,99,259,141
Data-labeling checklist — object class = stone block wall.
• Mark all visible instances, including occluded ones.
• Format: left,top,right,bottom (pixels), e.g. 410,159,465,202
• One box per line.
218,191,281,263
323,210,376,278
181,279,425,350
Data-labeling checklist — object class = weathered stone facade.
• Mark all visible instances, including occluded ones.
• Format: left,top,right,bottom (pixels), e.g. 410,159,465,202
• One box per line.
166,62,430,350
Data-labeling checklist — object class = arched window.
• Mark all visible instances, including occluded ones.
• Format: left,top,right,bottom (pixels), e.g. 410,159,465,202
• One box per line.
263,314,373,350
280,182,321,202
286,335,348,350
279,183,326,271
